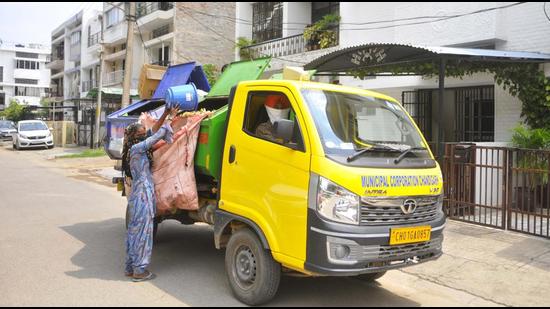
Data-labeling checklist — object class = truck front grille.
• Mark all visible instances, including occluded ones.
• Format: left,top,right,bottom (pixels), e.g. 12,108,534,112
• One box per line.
360,195,440,226
348,235,443,261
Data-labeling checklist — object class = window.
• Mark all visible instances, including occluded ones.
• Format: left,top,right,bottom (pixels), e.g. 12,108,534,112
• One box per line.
156,45,170,66
0,66,3,82
70,31,81,45
15,52,39,59
252,2,283,43
312,2,340,23
106,7,123,28
16,60,40,70
0,93,5,108
15,79,38,85
14,86,41,97
243,91,303,149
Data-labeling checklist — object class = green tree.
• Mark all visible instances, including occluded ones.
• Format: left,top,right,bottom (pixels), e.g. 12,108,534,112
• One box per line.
0,99,26,122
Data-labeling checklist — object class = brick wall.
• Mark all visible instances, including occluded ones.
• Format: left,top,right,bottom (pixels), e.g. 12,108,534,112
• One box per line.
174,3,235,71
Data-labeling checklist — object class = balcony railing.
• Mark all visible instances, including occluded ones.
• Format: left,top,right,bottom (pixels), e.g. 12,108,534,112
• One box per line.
152,24,171,39
136,2,174,19
103,70,124,85
241,26,339,58
151,60,171,67
88,32,100,47
241,34,306,58
81,80,98,92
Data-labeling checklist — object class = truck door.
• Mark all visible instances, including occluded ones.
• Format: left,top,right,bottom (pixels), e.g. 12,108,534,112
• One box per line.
220,85,311,269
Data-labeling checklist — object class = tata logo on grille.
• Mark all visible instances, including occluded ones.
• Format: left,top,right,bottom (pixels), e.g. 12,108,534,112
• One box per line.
401,199,417,214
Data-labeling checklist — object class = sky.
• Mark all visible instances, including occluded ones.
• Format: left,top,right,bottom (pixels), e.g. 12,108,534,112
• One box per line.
0,2,103,47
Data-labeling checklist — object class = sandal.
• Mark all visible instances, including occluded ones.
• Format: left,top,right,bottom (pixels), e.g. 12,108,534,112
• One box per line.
132,270,155,282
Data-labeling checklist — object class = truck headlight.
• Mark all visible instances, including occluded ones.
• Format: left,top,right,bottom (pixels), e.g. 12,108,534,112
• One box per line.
317,177,360,225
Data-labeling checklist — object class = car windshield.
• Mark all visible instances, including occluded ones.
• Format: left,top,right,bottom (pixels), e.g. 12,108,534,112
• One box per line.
20,122,48,131
0,121,15,129
301,88,429,160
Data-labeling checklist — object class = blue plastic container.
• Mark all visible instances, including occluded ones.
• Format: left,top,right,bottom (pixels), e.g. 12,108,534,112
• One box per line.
165,83,199,111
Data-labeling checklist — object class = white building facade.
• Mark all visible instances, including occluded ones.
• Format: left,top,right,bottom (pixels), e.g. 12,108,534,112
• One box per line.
235,2,550,144
0,42,51,109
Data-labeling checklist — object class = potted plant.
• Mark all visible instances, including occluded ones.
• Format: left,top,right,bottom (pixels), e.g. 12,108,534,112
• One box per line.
510,125,550,210
236,37,257,60
303,14,341,51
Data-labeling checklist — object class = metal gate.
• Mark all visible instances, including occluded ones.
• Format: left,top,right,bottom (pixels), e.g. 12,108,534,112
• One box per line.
444,143,550,238
76,100,121,147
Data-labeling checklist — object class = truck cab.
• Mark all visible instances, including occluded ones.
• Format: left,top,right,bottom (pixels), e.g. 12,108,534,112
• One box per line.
215,79,444,304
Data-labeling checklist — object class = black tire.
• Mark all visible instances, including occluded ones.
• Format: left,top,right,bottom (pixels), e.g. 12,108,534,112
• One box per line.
355,271,387,281
48,145,54,149
225,228,281,306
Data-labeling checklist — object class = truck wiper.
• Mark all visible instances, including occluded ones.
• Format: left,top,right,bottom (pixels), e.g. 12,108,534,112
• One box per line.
393,147,428,164
347,144,400,162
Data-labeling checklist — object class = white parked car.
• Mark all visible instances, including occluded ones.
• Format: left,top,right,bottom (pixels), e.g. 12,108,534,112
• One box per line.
13,120,54,150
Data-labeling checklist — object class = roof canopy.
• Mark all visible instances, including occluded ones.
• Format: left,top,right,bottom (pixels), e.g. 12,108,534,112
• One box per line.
304,43,550,74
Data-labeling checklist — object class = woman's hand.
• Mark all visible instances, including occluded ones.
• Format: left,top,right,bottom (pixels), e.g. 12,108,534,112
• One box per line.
168,106,180,119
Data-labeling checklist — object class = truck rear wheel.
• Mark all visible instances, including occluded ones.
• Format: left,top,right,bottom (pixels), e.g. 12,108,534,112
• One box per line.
355,271,386,281
225,228,281,306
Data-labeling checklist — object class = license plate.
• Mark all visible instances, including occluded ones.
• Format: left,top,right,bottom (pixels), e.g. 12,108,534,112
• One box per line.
117,181,124,191
390,226,431,245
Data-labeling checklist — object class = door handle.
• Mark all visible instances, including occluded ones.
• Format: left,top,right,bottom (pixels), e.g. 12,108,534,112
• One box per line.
229,145,236,164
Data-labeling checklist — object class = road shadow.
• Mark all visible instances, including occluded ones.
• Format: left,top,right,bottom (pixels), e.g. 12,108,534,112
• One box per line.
61,219,420,306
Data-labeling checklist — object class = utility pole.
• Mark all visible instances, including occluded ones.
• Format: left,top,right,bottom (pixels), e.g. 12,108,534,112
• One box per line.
94,14,104,148
121,2,136,108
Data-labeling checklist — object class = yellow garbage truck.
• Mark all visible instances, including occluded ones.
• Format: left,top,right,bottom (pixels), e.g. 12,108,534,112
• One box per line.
109,61,445,305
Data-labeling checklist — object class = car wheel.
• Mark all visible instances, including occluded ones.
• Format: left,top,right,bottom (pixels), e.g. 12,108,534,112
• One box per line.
15,141,20,150
225,228,281,306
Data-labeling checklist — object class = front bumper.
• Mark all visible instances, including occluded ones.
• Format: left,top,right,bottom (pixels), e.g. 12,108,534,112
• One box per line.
1,132,15,140
305,209,446,276
17,137,54,148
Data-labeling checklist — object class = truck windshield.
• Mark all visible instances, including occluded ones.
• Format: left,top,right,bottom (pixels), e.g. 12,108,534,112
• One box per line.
301,88,433,166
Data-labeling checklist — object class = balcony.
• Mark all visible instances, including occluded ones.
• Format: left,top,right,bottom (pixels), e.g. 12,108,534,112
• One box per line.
88,32,100,47
46,59,64,70
242,34,306,58
81,80,98,93
104,49,126,62
47,85,64,98
103,22,127,46
103,70,124,86
13,69,41,80
144,31,174,48
241,26,339,58
51,71,64,80
136,2,174,31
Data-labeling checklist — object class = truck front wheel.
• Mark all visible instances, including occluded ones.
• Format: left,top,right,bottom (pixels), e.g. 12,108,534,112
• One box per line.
225,228,281,306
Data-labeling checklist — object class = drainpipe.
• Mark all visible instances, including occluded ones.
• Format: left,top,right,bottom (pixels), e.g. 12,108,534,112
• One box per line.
438,57,446,160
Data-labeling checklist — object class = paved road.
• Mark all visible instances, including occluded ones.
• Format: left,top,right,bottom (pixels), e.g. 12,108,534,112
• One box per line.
0,144,502,306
